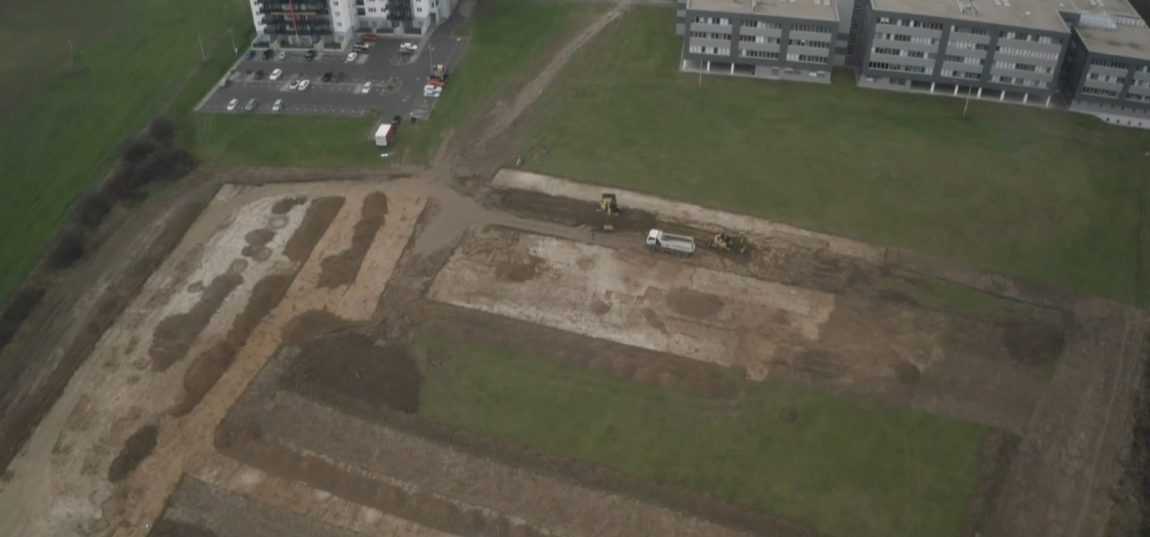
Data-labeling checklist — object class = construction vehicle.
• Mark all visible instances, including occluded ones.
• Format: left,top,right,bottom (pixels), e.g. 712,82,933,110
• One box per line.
646,229,696,256
711,232,750,255
599,193,619,231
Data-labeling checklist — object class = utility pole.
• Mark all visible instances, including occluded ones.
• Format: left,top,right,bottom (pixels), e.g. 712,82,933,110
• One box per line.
962,85,972,118
228,27,238,55
198,34,207,61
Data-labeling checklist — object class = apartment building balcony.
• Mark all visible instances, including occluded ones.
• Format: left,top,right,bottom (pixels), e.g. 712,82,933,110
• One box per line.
873,38,939,52
689,22,733,33
868,51,935,68
874,23,941,38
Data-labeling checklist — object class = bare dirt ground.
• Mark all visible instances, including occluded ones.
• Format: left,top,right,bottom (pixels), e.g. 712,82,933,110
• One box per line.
0,0,1146,536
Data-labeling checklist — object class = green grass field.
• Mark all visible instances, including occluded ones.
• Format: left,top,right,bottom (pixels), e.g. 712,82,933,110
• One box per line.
187,0,601,167
0,0,250,302
0,0,598,304
517,7,1150,305
417,335,987,537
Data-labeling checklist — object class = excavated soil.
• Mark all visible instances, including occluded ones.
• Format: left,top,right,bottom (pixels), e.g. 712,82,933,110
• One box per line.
173,274,295,416
283,197,345,263
147,520,218,537
149,273,244,371
318,193,389,288
665,288,725,318
494,254,545,282
271,196,307,216
492,189,657,232
107,424,158,482
283,332,422,414
281,310,359,345
241,229,275,260
1000,320,1066,366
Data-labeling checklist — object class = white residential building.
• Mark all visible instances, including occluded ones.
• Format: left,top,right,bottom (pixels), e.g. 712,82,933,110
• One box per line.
248,0,454,44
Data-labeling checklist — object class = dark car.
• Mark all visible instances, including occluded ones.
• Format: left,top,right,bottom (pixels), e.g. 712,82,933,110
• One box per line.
305,50,317,61
321,72,334,82
262,49,274,60
254,69,265,80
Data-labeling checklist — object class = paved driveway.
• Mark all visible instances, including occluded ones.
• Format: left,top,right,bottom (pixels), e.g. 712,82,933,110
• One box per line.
197,16,467,119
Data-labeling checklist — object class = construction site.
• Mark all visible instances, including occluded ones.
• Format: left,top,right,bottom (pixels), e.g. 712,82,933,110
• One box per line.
0,162,1142,537
1,2,1149,536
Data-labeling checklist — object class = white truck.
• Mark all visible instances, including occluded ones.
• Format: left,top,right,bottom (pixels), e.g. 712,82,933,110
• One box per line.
646,229,696,256
374,123,395,148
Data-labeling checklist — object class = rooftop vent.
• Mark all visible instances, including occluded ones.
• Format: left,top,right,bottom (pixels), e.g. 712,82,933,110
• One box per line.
958,0,980,15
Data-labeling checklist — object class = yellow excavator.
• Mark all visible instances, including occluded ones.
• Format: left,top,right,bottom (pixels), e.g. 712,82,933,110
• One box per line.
599,193,619,231
711,232,749,256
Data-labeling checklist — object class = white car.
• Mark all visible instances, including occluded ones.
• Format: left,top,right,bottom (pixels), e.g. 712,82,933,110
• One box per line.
276,50,286,60
272,99,283,112
269,68,283,81
423,84,442,98
360,81,373,94
297,79,310,91
288,79,300,90
346,51,358,63
400,42,419,52
226,98,239,111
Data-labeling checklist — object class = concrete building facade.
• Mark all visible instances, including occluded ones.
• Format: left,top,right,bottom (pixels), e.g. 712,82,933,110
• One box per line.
249,0,453,44
855,0,1069,105
673,0,1150,126
1060,0,1150,127
676,0,839,83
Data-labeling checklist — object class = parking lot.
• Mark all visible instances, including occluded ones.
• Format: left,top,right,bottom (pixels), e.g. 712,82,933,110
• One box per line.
197,16,466,119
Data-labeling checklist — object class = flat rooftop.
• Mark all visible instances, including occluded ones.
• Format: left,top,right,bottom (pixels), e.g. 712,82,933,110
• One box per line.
1060,0,1150,61
869,0,1069,33
687,0,839,23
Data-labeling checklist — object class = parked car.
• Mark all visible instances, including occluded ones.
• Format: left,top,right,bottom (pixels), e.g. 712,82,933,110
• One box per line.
272,99,284,112
244,98,257,112
400,42,419,53
226,98,239,111
254,69,266,80
423,84,442,98
246,50,257,60
321,72,334,82
346,51,358,63
305,50,317,61
360,81,373,94
288,79,300,90
262,49,274,60
298,79,310,91
276,50,286,60
270,68,283,81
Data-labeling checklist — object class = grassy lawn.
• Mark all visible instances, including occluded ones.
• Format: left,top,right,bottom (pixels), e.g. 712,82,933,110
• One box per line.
187,0,602,166
0,0,250,302
517,7,1150,305
417,335,987,537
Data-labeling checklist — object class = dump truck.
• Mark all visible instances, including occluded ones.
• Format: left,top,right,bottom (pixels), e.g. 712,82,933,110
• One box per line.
646,229,696,256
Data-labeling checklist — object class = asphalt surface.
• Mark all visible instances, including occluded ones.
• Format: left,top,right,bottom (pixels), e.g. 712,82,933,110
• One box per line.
198,15,467,119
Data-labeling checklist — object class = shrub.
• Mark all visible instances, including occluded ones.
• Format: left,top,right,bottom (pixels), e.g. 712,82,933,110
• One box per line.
47,229,87,270
120,137,158,163
138,148,197,183
147,117,176,146
2,287,45,323
75,191,113,228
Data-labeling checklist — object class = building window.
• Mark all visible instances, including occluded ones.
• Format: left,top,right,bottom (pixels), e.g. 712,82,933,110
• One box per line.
1081,86,1120,98
742,49,780,59
788,38,830,48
